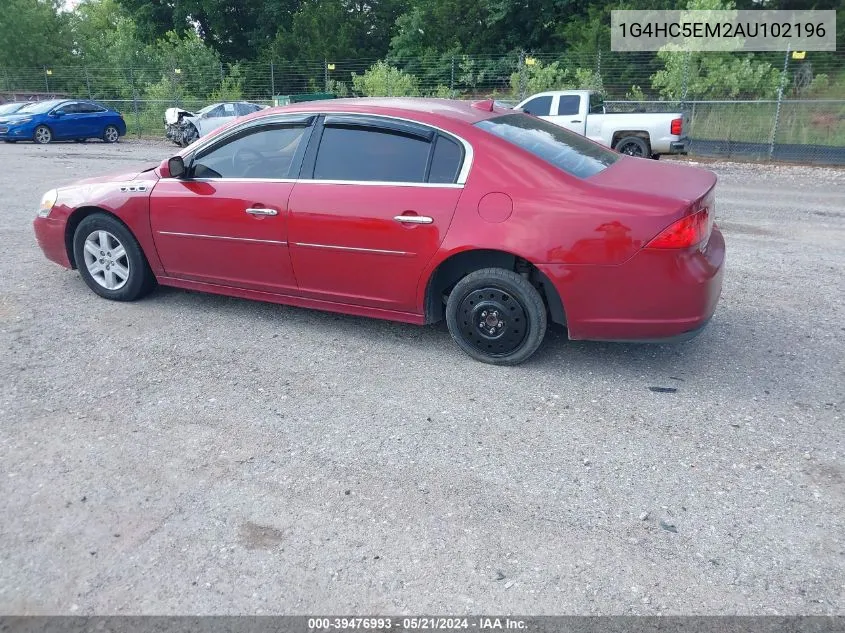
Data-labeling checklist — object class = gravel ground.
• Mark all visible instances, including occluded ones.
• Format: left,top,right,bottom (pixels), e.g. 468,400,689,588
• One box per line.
0,139,843,615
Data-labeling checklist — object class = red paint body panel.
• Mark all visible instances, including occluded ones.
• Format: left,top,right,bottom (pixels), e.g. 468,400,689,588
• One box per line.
287,182,462,311
33,98,725,344
149,179,298,293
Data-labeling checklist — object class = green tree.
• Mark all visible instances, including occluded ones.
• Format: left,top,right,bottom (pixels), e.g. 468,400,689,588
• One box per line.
509,61,603,96
0,0,72,69
351,61,420,96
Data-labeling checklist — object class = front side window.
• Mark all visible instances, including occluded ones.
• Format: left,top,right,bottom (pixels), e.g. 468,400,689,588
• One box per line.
476,113,619,179
191,125,310,179
57,103,80,115
314,126,431,183
201,105,226,118
521,96,552,117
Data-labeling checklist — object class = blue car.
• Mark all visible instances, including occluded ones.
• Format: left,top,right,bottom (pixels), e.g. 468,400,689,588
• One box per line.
0,99,126,144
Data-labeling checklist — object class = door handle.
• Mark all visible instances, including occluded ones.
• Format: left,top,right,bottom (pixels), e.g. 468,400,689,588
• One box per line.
245,207,277,216
571,120,582,123
394,215,433,224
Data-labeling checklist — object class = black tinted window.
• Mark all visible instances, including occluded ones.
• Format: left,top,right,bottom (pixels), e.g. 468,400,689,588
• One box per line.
192,125,309,179
521,96,552,116
58,103,80,114
428,135,462,184
78,102,106,113
557,95,580,116
589,93,605,114
315,126,431,183
476,114,619,179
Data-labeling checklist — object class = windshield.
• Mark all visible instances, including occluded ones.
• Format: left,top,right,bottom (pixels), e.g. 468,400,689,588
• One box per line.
196,103,220,116
17,100,64,114
475,113,620,179
0,102,29,115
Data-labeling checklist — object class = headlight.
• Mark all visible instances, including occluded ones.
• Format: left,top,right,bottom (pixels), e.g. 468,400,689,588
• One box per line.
38,189,58,218
12,117,33,125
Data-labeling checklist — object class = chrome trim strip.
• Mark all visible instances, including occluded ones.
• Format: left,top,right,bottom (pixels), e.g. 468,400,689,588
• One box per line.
306,180,463,189
394,215,433,224
294,242,410,256
186,110,475,185
158,231,287,246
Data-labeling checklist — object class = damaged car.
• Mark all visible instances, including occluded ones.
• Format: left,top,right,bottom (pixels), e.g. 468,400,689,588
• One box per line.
164,101,267,146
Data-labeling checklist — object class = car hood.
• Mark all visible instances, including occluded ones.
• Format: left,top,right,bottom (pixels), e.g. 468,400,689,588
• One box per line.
0,114,35,124
164,107,196,124
66,168,155,187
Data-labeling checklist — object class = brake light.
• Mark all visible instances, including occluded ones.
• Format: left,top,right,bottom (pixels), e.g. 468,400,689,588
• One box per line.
671,117,683,136
647,208,712,249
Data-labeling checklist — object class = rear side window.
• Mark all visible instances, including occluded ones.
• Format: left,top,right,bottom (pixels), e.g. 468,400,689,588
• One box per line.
476,114,619,179
428,135,463,184
314,126,431,183
557,95,580,116
521,96,552,117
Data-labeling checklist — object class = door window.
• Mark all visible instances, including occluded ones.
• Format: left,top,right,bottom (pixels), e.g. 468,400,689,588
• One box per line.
237,102,261,116
56,103,80,114
427,135,463,184
589,92,605,114
191,124,311,179
557,95,581,116
521,95,552,116
313,125,431,183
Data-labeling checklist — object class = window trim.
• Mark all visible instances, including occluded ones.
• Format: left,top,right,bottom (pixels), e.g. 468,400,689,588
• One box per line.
181,112,474,187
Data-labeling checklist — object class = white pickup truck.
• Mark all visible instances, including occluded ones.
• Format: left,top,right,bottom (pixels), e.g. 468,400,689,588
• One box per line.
514,90,689,158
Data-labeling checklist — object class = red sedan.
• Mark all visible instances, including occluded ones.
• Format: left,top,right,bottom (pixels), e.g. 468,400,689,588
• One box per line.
33,98,724,365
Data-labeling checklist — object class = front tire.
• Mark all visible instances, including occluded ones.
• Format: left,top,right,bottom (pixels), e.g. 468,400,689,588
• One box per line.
33,125,52,144
445,268,547,365
103,125,120,143
73,213,155,301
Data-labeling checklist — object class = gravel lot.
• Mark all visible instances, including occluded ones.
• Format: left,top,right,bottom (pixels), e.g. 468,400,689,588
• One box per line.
0,139,843,615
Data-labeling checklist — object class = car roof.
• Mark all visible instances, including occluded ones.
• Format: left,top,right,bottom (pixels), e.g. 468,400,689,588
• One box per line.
266,98,508,125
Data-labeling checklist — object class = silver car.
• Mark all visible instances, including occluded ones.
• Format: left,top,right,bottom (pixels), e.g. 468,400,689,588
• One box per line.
164,101,268,147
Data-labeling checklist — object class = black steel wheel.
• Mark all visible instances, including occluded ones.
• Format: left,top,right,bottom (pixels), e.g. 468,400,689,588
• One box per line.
446,268,547,365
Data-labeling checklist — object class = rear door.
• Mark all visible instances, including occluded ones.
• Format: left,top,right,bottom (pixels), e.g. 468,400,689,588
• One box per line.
76,101,107,136
287,115,467,313
552,94,586,134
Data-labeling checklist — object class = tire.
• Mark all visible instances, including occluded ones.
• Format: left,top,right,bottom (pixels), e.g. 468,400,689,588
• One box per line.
180,124,199,147
103,125,120,143
33,125,52,144
72,213,156,301
445,268,547,366
615,135,649,157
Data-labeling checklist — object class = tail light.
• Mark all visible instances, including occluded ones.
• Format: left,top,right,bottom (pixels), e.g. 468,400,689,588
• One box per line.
646,208,712,249
670,117,683,136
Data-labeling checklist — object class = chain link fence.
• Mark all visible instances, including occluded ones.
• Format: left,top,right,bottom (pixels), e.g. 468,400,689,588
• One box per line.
2,50,843,164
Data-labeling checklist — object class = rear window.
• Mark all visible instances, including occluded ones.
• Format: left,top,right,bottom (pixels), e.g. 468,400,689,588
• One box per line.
475,113,619,179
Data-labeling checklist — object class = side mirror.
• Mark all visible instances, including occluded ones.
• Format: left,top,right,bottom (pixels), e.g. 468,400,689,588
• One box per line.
50,110,63,118
160,156,186,179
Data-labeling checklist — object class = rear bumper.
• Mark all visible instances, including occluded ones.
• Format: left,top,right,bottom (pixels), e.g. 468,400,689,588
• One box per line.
539,227,725,342
33,216,72,269
668,138,689,154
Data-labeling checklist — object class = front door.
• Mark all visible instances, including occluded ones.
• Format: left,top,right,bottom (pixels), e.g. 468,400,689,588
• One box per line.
149,119,314,293
288,116,467,313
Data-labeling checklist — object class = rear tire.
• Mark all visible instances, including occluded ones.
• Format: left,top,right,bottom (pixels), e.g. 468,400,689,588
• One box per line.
73,213,156,301
103,125,120,143
615,136,649,157
33,125,52,144
445,268,547,366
